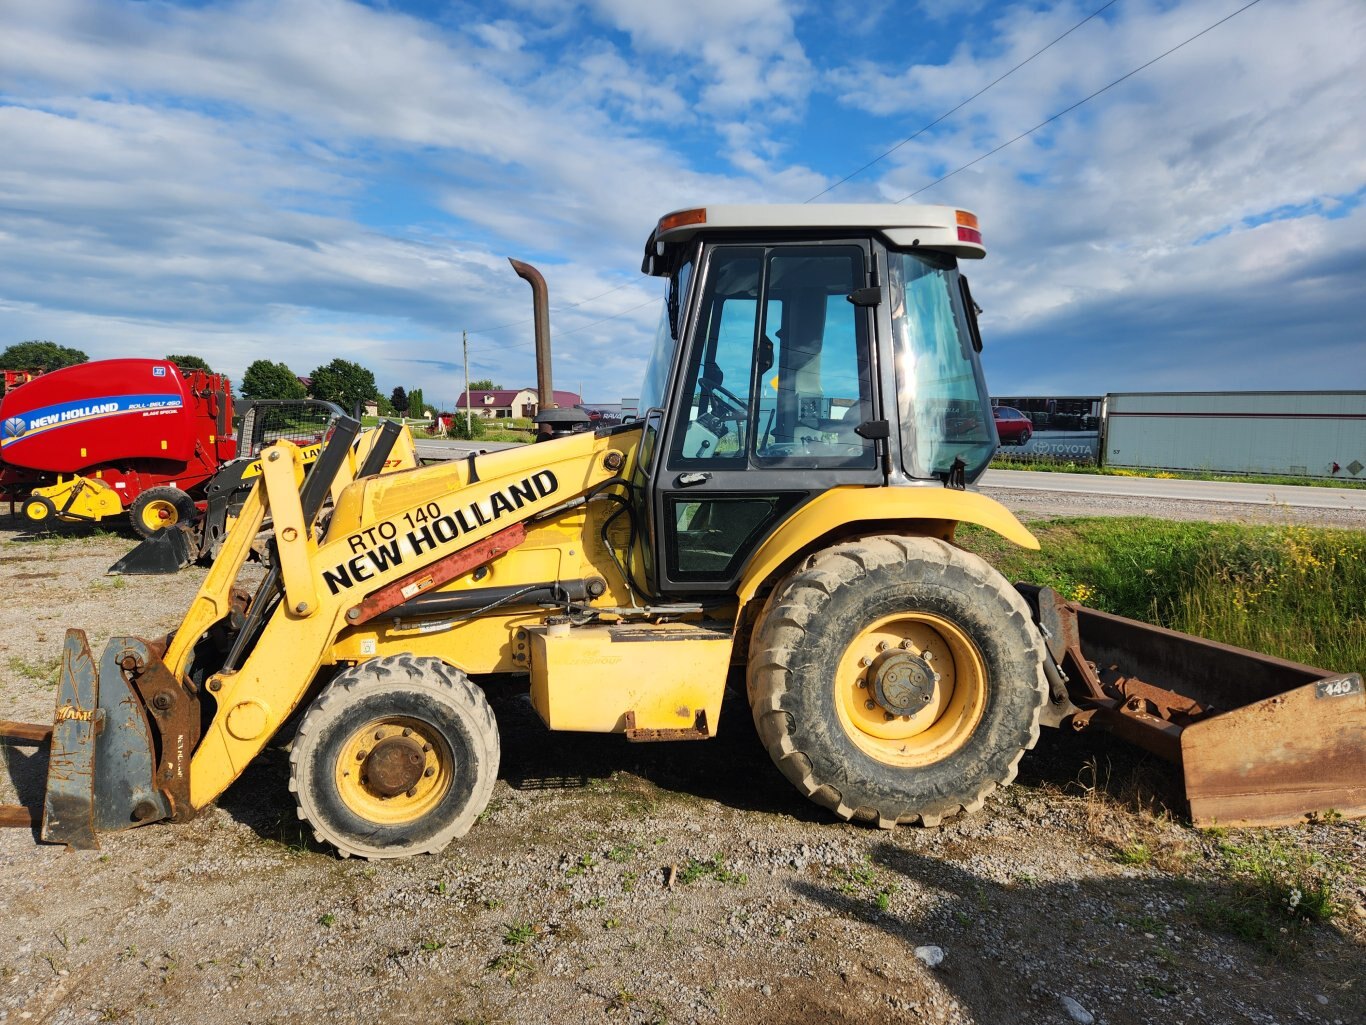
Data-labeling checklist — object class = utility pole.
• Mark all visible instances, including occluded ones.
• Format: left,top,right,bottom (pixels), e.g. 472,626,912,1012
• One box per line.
463,330,472,435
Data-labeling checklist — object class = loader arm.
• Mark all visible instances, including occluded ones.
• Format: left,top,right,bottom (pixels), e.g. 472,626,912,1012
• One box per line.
183,427,636,809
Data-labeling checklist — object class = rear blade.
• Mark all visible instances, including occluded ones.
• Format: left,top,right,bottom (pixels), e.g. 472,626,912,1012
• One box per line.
1182,674,1364,826
1020,586,1366,827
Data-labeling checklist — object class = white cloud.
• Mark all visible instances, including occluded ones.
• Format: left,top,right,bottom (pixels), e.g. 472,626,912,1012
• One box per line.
588,0,812,112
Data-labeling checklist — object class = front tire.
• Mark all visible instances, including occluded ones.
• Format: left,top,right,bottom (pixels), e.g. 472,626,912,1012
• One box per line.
289,655,500,859
748,535,1047,827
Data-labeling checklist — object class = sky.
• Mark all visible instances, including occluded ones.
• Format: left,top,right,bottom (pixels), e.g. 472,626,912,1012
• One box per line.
1,0,1362,406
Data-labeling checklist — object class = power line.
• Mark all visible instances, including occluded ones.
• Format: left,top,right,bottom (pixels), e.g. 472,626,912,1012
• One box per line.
807,0,1122,203
462,2,1261,362
897,0,1264,202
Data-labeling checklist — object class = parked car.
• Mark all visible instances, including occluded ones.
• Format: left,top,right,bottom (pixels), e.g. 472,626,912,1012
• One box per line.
993,405,1033,446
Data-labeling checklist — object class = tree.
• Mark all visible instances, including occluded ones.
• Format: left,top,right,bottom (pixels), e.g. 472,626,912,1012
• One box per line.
468,379,500,391
309,358,379,415
0,340,87,372
241,360,307,400
448,412,485,441
167,353,212,373
407,387,425,419
390,386,408,415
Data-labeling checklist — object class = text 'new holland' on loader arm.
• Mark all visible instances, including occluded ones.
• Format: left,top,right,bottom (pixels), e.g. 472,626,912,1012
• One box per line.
2,205,1361,857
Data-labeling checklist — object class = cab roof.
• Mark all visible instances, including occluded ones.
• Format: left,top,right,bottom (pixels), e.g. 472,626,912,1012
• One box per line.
642,203,984,274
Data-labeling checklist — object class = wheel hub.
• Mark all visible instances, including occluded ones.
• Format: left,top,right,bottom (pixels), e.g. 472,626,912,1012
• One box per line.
362,735,427,797
869,648,939,716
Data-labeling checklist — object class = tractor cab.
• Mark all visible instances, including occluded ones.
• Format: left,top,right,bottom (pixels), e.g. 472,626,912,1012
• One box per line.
633,204,999,594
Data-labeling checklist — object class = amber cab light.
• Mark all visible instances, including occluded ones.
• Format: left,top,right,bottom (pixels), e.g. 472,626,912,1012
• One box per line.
955,210,978,229
658,208,707,233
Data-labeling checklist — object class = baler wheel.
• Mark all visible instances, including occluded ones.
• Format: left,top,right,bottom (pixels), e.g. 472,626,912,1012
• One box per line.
747,535,1047,828
129,486,196,539
21,495,56,526
289,655,500,859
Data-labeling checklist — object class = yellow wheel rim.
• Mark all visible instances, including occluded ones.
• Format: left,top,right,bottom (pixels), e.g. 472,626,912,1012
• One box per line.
140,499,179,531
833,612,988,767
334,717,454,825
23,500,50,523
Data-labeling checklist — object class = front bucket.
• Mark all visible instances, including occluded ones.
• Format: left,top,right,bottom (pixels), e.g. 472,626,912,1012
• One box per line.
0,630,174,849
1023,586,1366,827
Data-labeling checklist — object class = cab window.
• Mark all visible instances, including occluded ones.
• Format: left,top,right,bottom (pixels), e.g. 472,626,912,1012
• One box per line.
668,244,874,469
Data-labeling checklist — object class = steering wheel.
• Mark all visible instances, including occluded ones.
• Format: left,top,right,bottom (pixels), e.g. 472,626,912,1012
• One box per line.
700,376,748,421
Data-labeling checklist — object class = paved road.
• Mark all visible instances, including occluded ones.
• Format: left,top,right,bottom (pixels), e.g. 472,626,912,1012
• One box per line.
415,438,522,460
978,469,1366,513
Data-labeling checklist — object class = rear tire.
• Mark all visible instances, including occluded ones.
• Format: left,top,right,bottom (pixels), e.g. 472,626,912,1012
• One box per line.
129,486,196,539
748,535,1047,827
289,655,499,859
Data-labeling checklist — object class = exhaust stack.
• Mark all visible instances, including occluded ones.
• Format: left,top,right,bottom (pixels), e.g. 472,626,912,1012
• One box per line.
508,258,591,440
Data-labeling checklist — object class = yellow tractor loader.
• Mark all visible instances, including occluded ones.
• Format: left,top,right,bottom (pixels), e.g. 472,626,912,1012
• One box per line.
2,205,1362,857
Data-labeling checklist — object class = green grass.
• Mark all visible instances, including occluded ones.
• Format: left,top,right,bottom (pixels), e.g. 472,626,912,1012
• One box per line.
677,855,748,886
6,654,62,687
958,517,1366,673
1194,835,1348,952
989,452,1366,489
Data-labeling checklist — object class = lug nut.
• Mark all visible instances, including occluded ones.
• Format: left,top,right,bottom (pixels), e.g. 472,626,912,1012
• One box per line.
858,656,871,668
374,730,384,741
406,787,418,798
422,743,432,753
423,767,435,778
402,728,412,737
884,712,895,721
865,700,876,710
357,749,368,760
899,639,912,649
876,641,889,653
856,677,866,689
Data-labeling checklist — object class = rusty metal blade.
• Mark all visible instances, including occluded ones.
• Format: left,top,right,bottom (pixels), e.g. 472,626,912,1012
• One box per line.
1020,586,1366,827
1183,674,1365,827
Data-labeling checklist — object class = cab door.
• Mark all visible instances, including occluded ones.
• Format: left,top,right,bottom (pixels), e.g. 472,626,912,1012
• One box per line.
650,241,883,595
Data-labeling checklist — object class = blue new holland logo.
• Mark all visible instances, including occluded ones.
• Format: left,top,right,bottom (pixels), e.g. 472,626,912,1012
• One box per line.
2,416,26,439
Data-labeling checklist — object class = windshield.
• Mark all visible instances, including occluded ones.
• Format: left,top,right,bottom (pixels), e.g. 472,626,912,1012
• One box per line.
889,250,995,481
638,255,693,413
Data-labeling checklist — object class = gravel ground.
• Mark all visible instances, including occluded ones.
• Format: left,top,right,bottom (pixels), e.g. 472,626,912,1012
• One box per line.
1,491,1363,1025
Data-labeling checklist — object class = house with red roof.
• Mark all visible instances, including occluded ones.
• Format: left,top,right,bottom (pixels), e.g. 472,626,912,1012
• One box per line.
455,387,581,420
